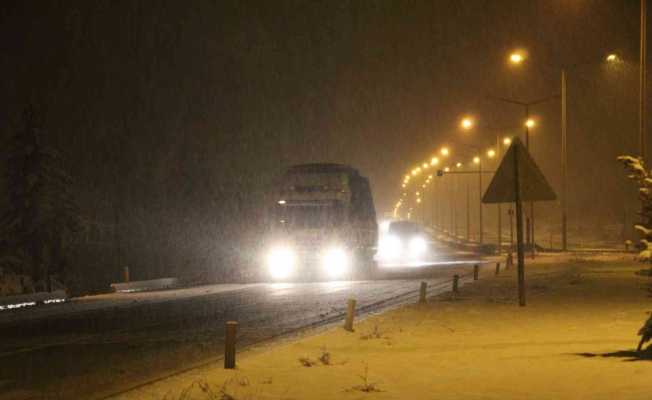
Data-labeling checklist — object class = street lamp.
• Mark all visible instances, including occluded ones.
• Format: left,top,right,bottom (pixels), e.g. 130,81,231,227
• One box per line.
441,147,450,156
503,137,512,146
487,149,496,158
525,118,536,128
461,117,474,130
509,51,525,65
606,53,620,63
431,157,439,165
473,156,480,164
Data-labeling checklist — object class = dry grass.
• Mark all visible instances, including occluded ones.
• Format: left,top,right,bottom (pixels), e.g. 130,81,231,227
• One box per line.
347,364,381,393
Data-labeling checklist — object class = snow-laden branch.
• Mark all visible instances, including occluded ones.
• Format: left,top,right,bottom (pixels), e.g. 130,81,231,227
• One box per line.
618,155,652,262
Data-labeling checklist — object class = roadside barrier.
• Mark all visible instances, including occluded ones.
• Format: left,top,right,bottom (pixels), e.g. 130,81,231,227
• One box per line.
224,321,238,369
344,298,357,331
419,281,427,303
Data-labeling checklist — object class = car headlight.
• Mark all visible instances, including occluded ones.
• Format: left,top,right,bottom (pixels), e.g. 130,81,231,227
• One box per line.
322,247,350,278
408,236,427,255
267,246,295,279
379,234,402,258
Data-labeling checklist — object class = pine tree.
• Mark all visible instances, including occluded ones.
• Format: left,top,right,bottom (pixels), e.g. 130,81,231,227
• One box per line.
1,105,80,290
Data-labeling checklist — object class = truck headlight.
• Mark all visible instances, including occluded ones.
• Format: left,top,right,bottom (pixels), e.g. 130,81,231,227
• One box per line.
322,247,350,278
267,246,295,279
408,236,427,256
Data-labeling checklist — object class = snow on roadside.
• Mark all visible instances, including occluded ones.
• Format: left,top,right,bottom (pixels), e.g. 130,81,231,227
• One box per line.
116,253,652,400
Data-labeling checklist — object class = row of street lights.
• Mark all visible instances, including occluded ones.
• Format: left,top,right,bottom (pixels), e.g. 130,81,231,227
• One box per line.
394,121,523,248
396,45,631,253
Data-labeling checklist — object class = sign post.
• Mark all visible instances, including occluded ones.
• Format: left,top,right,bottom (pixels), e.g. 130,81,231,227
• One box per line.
482,137,556,306
513,143,526,305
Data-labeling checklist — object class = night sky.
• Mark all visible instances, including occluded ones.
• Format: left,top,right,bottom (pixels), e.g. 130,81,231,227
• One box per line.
0,1,645,261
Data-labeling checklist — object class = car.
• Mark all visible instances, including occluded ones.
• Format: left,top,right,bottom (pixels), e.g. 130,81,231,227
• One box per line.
376,220,431,264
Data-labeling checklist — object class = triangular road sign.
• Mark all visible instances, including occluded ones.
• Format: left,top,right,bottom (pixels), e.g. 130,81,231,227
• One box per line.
482,137,556,203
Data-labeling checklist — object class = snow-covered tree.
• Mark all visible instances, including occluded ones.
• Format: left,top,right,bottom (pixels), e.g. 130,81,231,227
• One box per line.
0,106,80,290
617,155,652,261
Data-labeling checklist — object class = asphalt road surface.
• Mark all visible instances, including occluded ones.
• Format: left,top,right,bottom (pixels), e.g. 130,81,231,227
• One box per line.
0,242,483,400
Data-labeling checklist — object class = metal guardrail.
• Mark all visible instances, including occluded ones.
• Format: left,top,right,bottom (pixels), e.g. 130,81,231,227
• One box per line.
110,278,179,293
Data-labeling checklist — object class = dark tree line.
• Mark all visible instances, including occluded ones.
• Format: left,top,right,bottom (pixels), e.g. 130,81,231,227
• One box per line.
1,106,80,291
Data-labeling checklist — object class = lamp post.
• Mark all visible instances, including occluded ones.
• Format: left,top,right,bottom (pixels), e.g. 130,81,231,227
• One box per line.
460,118,485,245
641,0,647,162
466,175,471,241
473,156,483,245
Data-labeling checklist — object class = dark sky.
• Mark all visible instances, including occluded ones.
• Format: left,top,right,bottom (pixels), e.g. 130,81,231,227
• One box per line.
0,0,644,227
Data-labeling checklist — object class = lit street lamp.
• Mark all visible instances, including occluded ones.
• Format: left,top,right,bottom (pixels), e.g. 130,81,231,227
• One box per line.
461,117,474,130
509,51,525,65
525,118,536,129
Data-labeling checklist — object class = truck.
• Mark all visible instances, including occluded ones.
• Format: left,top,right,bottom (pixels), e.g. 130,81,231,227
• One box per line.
263,163,378,281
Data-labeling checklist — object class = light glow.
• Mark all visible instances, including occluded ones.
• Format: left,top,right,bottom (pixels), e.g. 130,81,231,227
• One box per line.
440,147,449,156
461,117,474,130
322,247,350,278
473,156,480,164
267,246,295,280
408,236,427,256
431,157,439,165
509,52,524,64
503,137,512,145
606,53,620,63
378,234,402,259
487,149,496,158
525,119,536,128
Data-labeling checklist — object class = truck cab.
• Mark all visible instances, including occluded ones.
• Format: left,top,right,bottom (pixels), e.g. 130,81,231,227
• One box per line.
264,163,377,281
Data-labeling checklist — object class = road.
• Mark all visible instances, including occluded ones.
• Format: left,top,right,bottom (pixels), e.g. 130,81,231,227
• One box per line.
0,242,483,400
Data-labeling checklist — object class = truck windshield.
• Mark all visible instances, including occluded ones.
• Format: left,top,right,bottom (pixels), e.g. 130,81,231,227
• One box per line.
276,203,344,229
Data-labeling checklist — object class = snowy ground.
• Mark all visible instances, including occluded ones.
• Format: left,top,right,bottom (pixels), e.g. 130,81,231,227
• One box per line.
112,252,652,400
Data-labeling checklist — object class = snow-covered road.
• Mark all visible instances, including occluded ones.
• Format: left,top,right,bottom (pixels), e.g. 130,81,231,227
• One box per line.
0,245,484,400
